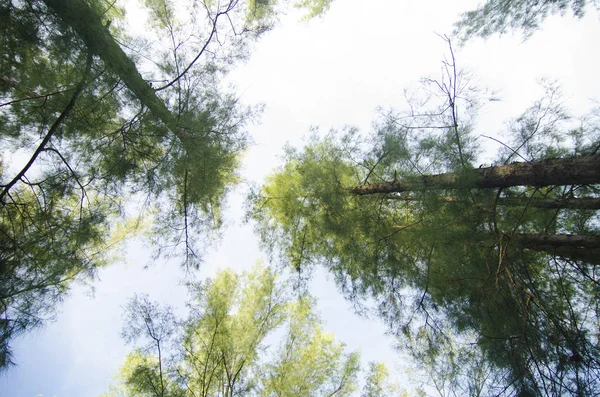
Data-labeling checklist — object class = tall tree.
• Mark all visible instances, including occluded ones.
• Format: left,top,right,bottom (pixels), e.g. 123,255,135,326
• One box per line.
251,47,600,395
103,265,377,397
0,0,329,370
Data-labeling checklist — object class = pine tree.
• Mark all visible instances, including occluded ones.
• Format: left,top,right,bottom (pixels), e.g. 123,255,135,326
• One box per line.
251,47,600,395
105,265,368,397
0,0,329,370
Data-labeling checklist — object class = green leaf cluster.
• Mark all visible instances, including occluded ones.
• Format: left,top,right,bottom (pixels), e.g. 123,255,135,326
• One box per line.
454,0,597,40
105,265,394,397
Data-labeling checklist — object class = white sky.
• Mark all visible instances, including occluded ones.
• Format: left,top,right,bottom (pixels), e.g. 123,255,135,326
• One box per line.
2,0,600,396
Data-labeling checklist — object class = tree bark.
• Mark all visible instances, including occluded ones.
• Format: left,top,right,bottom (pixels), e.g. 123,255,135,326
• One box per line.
512,233,600,264
42,0,180,136
384,195,600,209
350,155,600,194
534,247,600,264
513,233,600,249
499,197,600,210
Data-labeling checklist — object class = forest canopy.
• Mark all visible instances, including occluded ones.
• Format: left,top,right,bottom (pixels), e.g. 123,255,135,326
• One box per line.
0,0,329,370
103,265,405,397
455,0,600,39
1,0,599,395
250,47,600,395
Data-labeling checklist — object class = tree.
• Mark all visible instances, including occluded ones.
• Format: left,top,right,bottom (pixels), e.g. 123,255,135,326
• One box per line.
454,0,599,40
251,46,600,395
361,362,406,397
103,265,383,397
0,0,329,370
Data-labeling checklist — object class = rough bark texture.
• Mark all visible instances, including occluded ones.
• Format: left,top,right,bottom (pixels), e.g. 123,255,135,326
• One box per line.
350,155,600,194
513,233,600,249
513,233,600,264
42,0,180,135
500,197,600,209
536,247,600,264
385,195,600,209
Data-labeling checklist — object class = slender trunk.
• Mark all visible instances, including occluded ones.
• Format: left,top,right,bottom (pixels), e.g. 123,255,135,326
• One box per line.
499,197,600,210
512,233,600,264
350,155,600,194
385,195,600,209
42,0,180,136
534,246,600,264
514,233,600,249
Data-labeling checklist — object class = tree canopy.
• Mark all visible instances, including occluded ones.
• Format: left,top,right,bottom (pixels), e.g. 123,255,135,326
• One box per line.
103,265,399,397
251,49,600,395
0,0,330,370
455,0,599,40
2,0,600,395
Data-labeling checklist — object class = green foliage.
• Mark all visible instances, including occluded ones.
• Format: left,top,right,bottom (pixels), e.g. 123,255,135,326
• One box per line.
142,0,178,30
251,63,600,395
106,265,378,397
262,297,360,396
294,0,333,19
118,351,184,397
1,0,334,371
0,189,111,368
362,362,405,397
244,0,333,24
406,326,511,397
454,0,598,40
246,0,278,25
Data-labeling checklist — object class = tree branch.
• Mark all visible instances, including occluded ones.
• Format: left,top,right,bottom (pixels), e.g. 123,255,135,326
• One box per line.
0,53,93,203
42,0,181,136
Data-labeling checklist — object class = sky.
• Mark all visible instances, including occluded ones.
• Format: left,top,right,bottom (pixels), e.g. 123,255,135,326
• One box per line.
2,0,600,396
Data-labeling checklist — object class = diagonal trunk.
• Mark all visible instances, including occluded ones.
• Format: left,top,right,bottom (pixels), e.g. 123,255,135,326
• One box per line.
513,233,600,249
498,197,600,210
42,0,180,136
529,246,600,264
512,233,600,264
350,155,600,194
384,195,600,209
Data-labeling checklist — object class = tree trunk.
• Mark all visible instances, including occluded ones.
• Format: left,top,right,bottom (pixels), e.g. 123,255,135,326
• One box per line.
512,233,600,264
499,197,600,210
350,155,600,194
42,0,180,136
514,233,600,249
384,195,600,209
535,247,600,264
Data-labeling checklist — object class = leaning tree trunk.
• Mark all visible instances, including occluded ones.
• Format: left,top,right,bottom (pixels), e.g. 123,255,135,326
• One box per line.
498,197,600,210
384,195,600,209
512,233,600,264
350,155,600,194
42,0,181,137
